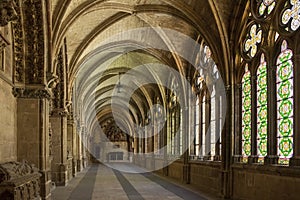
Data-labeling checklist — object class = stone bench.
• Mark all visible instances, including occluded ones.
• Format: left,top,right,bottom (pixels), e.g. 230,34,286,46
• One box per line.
0,161,41,200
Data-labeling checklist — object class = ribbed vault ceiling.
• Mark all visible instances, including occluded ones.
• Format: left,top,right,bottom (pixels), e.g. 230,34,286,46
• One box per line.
50,0,241,137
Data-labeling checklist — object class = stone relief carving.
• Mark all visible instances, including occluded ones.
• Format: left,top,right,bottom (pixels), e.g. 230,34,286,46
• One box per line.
12,87,51,99
0,0,18,27
52,48,65,109
23,0,44,84
0,160,41,199
12,0,24,83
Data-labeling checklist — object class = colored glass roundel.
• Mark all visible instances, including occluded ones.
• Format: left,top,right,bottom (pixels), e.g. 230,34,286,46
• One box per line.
276,41,294,165
244,24,262,58
259,0,276,16
256,54,268,162
281,0,300,31
242,66,252,162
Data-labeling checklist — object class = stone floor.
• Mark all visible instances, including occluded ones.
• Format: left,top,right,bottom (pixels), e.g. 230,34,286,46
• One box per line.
52,163,220,200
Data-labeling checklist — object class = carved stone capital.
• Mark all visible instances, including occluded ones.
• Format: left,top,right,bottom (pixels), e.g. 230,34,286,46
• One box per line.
0,0,18,26
12,87,52,99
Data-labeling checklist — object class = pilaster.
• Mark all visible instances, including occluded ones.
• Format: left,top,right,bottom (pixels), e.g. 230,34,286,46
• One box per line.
14,87,52,200
50,109,68,186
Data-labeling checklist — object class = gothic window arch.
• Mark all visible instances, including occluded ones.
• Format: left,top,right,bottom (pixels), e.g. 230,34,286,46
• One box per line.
167,78,182,157
191,44,222,161
256,54,268,163
237,0,297,166
276,40,294,164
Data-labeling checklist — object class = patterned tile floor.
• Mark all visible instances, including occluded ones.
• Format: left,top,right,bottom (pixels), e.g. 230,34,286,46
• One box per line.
52,163,220,200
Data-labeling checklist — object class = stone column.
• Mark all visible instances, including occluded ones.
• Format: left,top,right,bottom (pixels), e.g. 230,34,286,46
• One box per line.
50,110,68,186
67,117,77,177
14,87,52,200
182,77,190,184
248,75,258,164
265,55,279,165
233,83,242,163
81,127,88,168
76,124,83,172
222,85,233,198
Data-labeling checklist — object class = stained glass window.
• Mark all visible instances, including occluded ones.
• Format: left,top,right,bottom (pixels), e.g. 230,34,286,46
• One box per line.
281,0,300,31
242,65,252,163
244,24,262,58
257,54,268,163
276,40,294,165
259,0,276,16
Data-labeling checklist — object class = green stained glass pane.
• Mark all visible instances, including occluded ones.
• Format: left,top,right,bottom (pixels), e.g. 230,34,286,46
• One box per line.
278,118,293,137
243,96,252,110
278,80,292,99
243,111,251,125
278,137,293,157
256,54,268,163
242,70,251,159
276,41,294,165
258,89,267,106
258,122,267,138
277,60,293,81
258,138,268,156
243,140,251,156
279,99,293,118
258,73,267,88
243,126,251,140
258,105,268,121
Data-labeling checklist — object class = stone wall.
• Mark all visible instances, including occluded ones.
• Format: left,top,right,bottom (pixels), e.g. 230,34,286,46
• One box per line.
232,164,300,200
168,161,184,181
0,79,17,163
0,25,17,164
189,162,223,196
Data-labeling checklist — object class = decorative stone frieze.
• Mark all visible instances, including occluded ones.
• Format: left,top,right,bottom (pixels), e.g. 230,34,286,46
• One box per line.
0,160,41,199
52,48,65,109
12,87,51,99
0,0,18,27
12,0,24,83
